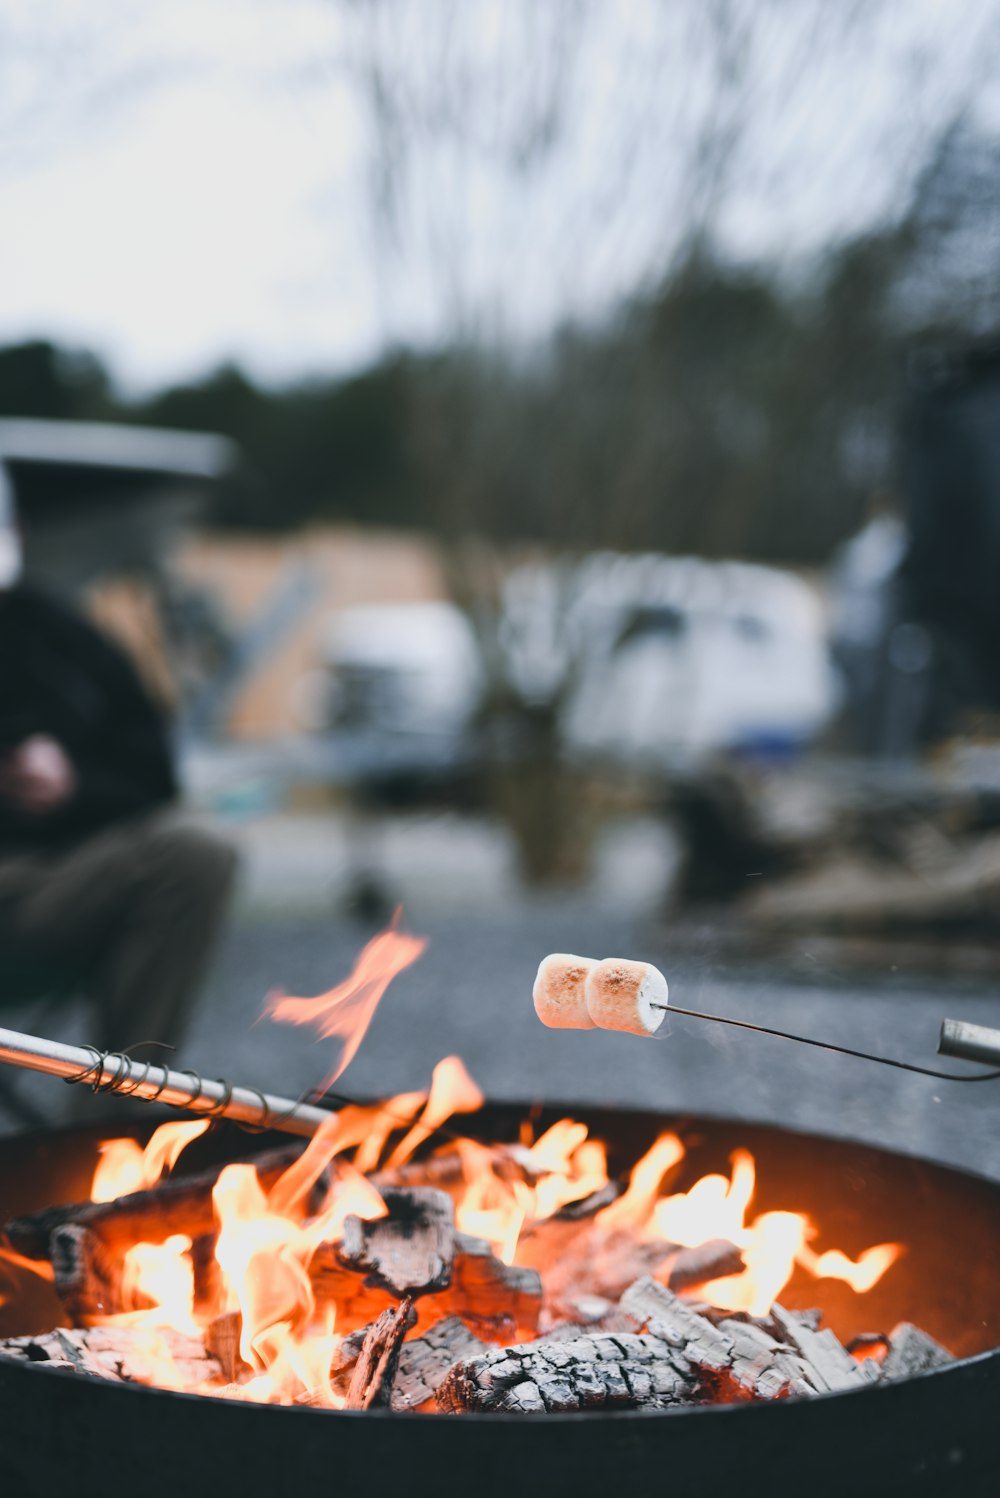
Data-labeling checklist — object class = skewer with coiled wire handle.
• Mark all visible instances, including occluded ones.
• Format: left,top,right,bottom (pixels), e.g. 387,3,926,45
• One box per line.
0,1025,334,1137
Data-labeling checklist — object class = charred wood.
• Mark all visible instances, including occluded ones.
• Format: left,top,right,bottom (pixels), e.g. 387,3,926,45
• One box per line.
664,1239,744,1293
345,1297,416,1410
524,1227,675,1312
338,1188,454,1298
49,1224,120,1324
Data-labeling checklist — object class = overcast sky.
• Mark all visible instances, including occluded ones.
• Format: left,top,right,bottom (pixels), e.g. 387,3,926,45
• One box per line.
1,0,998,393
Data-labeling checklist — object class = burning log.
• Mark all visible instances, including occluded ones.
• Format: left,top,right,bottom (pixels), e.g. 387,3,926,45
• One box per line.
551,1182,621,1219
372,1143,547,1193
331,1313,492,1411
308,1247,397,1332
664,1239,745,1293
0,1326,223,1387
879,1322,954,1382
527,1227,741,1316
345,1297,416,1410
205,1310,245,1384
434,1233,542,1339
49,1224,120,1323
312,1229,543,1341
339,1188,455,1297
437,1330,699,1413
5,1144,310,1259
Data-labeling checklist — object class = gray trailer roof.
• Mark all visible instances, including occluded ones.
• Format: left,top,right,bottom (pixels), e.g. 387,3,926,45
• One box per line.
0,418,236,479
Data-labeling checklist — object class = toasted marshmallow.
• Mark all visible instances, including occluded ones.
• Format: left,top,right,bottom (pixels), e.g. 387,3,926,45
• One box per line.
532,953,597,1030
585,958,668,1036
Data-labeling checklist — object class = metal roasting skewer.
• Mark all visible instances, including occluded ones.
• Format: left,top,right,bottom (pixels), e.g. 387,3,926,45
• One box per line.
648,1003,1000,1082
0,1001,997,1150
0,1026,334,1138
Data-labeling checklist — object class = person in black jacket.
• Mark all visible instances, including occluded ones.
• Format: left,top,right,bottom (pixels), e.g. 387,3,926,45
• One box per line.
0,502,237,1057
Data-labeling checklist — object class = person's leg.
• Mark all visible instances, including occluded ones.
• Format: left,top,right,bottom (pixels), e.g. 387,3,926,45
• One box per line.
88,814,239,1052
0,812,238,1052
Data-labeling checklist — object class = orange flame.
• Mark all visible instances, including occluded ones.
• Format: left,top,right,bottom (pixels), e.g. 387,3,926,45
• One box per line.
384,1056,484,1170
212,1154,385,1406
0,1245,55,1283
59,1029,905,1406
91,1119,210,1203
652,1149,756,1247
798,1241,903,1292
263,911,427,1089
121,1234,198,1334
597,1133,684,1231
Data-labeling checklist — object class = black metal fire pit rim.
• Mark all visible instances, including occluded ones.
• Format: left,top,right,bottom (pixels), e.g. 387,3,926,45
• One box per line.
25,1096,998,1197
464,1095,1000,1195
5,1339,996,1423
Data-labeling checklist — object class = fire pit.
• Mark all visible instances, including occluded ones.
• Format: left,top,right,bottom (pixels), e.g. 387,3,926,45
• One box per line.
1,1092,997,1498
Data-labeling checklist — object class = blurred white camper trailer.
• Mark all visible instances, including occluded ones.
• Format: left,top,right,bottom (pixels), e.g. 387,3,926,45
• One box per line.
315,554,836,769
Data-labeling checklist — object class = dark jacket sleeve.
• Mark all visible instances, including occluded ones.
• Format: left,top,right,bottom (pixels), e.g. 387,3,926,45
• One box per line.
0,588,178,847
60,678,178,834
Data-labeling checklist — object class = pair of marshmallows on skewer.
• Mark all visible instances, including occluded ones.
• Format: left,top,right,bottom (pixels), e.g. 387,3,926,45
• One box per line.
533,953,668,1038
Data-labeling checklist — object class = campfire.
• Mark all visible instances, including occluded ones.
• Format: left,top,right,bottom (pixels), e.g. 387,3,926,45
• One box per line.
0,1060,955,1414
0,921,978,1418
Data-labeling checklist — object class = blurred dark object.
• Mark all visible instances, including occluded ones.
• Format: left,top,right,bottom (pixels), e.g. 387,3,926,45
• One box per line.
669,768,808,905
832,338,1000,756
0,424,242,1123
0,417,314,743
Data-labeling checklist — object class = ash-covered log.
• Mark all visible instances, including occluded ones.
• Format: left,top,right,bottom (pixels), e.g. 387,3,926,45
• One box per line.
0,1326,223,1387
390,1317,491,1412
619,1278,878,1401
339,1188,454,1297
437,1330,699,1413
332,1313,493,1411
879,1322,954,1382
767,1303,881,1393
